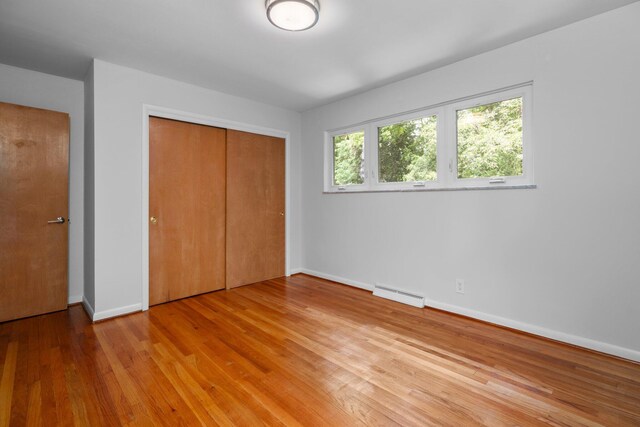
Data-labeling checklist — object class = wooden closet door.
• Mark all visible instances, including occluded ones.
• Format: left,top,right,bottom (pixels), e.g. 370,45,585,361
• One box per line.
0,102,69,322
226,130,285,289
149,117,226,305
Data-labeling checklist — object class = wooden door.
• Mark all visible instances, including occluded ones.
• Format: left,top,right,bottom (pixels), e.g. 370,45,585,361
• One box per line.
149,117,226,305
226,130,285,289
0,102,69,322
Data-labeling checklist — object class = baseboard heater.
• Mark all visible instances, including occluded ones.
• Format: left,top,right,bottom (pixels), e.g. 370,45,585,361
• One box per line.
372,284,425,308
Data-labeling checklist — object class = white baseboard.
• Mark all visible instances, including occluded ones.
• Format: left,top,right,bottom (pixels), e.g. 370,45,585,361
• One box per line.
92,303,142,322
81,297,95,321
300,268,373,291
80,298,141,322
68,294,83,304
288,267,303,275
426,300,640,362
298,269,640,363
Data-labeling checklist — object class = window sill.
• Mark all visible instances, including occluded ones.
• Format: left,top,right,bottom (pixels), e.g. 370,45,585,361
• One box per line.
323,184,536,194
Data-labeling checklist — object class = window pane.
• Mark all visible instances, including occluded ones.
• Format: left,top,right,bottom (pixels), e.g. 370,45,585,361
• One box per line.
378,116,437,183
333,131,364,185
457,97,523,179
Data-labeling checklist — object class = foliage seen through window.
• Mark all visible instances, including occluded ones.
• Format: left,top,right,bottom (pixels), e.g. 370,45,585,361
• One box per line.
333,131,364,186
378,116,437,183
457,97,523,179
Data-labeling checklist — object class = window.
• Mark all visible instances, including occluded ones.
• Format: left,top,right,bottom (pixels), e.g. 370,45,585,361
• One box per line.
456,97,524,180
324,84,532,192
378,115,438,184
331,130,365,187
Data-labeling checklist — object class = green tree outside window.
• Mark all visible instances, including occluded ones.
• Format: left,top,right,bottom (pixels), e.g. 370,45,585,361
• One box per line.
378,116,437,183
333,131,364,185
457,98,523,179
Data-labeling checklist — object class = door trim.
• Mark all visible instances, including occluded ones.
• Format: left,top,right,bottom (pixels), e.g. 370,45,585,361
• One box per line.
141,104,292,311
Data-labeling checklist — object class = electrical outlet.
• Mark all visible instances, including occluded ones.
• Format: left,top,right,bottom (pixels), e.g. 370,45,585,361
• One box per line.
456,279,465,294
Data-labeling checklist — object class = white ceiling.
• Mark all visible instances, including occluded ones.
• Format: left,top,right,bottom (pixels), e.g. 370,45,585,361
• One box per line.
0,0,636,111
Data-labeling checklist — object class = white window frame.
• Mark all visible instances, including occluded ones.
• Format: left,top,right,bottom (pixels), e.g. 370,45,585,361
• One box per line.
371,108,444,191
448,85,533,189
325,126,369,192
323,83,534,193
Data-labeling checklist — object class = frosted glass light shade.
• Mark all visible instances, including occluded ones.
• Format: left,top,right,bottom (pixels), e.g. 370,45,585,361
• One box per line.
266,0,320,31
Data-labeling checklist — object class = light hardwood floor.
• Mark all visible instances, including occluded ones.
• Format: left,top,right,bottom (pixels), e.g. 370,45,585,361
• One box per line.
1,274,639,426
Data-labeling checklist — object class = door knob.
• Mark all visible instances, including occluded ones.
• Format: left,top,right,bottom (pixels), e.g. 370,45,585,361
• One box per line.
47,216,65,224
150,216,158,225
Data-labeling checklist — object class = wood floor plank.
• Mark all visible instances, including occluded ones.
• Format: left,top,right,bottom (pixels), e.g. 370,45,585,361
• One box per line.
0,341,17,427
24,380,41,427
0,274,639,426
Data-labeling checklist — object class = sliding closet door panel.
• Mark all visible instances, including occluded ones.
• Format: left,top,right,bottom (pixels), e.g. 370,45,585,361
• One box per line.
226,130,285,289
149,117,226,305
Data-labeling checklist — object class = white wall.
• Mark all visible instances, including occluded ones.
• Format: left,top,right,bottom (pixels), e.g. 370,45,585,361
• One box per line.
87,59,301,317
0,63,84,304
300,4,640,360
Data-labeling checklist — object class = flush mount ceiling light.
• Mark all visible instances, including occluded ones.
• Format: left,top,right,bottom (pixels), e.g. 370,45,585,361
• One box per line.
266,0,320,31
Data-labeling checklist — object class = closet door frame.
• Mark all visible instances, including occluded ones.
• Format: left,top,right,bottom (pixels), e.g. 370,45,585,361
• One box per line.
141,104,292,311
